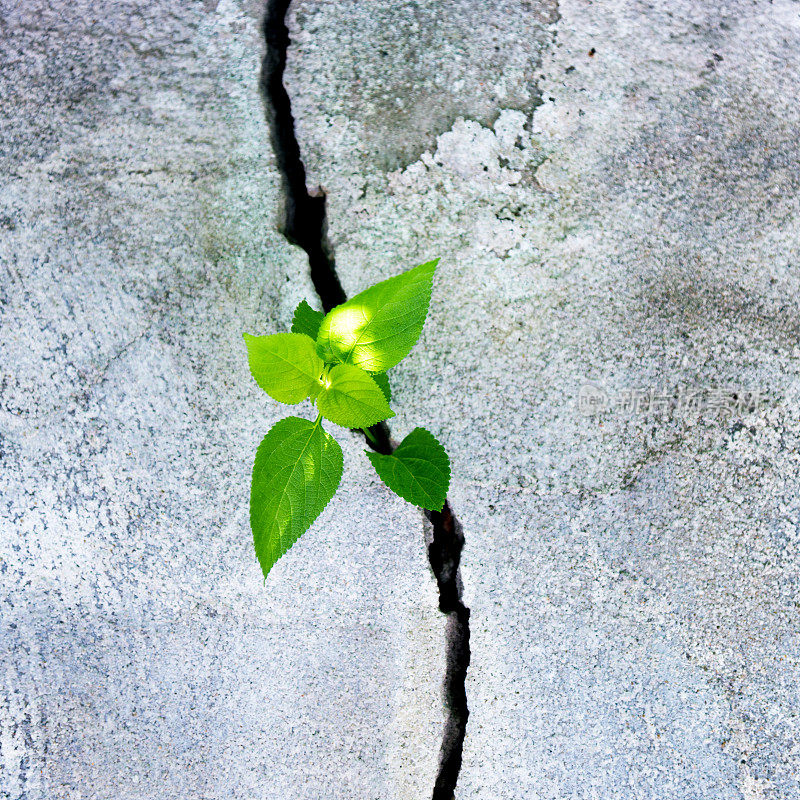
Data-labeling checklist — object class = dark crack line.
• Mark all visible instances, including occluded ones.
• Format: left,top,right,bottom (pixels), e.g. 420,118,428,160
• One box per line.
260,2,471,796
261,0,345,314
425,503,471,800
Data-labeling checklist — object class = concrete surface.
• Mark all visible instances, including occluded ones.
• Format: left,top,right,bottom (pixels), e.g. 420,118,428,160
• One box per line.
0,1,444,798
285,0,800,798
4,0,800,797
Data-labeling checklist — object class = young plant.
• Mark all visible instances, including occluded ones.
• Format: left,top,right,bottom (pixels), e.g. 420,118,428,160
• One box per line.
244,259,451,578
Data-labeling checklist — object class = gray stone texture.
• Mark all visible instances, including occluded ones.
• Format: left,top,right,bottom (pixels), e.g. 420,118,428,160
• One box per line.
285,0,800,798
0,1,444,798
4,0,800,797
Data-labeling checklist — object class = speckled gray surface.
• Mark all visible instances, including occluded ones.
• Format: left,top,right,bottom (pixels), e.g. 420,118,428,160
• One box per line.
285,0,800,798
0,1,444,798
4,0,800,797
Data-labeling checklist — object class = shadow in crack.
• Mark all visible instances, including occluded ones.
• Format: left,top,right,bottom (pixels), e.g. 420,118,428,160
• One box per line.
260,1,472,795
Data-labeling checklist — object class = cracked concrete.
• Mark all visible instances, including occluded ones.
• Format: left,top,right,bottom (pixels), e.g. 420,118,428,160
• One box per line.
285,0,558,177
3,0,800,797
1,1,444,798
285,0,800,797
261,4,470,793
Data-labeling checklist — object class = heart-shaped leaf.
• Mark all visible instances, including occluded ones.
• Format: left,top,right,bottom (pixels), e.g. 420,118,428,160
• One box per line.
243,332,324,404
250,416,343,578
366,427,450,511
316,364,395,429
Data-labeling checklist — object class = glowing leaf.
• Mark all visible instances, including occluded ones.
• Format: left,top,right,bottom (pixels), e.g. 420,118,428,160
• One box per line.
316,259,438,373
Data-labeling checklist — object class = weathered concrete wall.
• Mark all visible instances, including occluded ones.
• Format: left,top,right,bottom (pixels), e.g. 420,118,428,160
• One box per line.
0,1,443,798
3,0,800,798
285,0,800,798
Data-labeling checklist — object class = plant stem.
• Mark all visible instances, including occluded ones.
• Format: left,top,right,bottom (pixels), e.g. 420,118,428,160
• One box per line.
362,427,379,447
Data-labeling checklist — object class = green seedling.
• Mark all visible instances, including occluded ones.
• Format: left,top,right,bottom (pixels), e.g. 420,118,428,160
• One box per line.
244,259,451,578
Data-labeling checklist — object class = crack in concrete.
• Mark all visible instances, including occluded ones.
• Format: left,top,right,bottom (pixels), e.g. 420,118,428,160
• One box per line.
260,0,345,314
260,2,470,795
425,504,471,800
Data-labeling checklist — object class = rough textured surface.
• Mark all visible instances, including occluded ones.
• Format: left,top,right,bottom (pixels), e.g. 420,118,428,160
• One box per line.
285,0,558,183
286,0,800,797
0,1,444,798
5,0,800,796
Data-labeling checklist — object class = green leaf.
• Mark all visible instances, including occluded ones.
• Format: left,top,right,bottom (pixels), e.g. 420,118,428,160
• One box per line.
291,299,324,340
316,259,438,373
243,332,325,404
366,427,450,511
250,416,343,578
316,363,395,429
372,373,391,404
